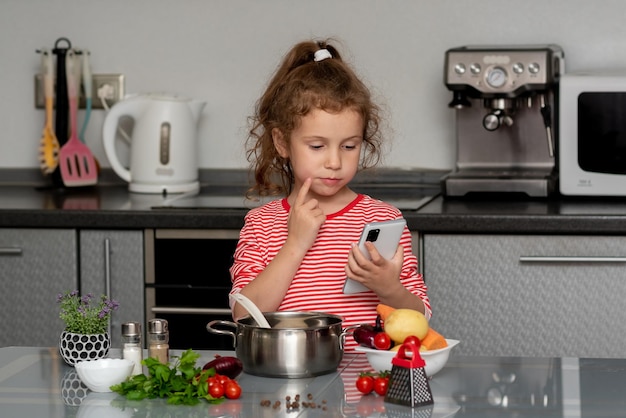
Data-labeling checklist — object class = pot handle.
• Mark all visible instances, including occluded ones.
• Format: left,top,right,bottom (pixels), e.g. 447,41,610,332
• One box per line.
206,320,238,348
340,327,356,351
341,325,363,349
343,325,360,335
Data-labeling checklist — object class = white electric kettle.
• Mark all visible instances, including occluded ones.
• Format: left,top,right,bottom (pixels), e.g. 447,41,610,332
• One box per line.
102,94,206,194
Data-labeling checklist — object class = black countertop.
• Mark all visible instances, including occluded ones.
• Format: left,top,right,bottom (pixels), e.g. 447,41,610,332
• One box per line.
2,169,626,234
415,195,626,234
0,184,250,230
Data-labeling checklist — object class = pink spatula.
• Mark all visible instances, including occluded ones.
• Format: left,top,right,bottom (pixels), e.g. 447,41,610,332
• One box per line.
59,49,98,187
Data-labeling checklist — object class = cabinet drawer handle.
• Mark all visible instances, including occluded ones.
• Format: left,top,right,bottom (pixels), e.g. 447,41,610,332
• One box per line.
104,239,112,337
151,307,232,315
0,247,22,256
520,256,626,263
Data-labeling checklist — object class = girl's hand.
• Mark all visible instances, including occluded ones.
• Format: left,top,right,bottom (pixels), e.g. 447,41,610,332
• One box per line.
345,241,404,294
286,178,325,253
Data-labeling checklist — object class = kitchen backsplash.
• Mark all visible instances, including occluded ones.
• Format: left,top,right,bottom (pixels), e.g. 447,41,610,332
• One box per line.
3,0,626,173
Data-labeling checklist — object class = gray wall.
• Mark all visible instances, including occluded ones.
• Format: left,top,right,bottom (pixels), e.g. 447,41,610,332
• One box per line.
3,0,626,173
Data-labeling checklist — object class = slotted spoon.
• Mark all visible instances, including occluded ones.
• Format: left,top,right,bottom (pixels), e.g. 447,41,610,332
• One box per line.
38,48,59,175
58,49,98,187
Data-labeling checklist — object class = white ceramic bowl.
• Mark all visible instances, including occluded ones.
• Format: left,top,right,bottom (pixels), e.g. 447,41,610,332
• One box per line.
75,358,134,393
355,339,460,377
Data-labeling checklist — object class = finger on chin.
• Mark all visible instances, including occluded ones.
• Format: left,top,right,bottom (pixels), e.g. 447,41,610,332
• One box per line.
295,177,312,205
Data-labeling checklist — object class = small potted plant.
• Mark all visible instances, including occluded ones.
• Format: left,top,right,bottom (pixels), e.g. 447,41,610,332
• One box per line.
57,290,119,366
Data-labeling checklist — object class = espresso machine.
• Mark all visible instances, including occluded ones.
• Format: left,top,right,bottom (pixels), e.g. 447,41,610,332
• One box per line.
443,45,565,197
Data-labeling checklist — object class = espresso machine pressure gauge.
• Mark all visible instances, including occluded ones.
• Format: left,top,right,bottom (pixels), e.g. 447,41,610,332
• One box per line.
486,67,508,88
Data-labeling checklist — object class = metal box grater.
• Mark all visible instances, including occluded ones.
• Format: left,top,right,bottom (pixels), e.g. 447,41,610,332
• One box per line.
384,340,434,408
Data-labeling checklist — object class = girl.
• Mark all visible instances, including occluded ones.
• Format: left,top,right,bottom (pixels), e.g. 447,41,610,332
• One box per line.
230,39,430,351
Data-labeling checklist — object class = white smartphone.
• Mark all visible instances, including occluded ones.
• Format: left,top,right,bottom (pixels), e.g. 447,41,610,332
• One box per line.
343,218,407,294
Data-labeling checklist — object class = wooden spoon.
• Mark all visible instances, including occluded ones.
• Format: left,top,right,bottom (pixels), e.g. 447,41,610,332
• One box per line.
39,48,60,175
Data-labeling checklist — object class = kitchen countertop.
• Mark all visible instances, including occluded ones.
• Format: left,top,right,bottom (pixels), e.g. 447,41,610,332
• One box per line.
3,168,626,234
417,195,626,234
2,345,625,417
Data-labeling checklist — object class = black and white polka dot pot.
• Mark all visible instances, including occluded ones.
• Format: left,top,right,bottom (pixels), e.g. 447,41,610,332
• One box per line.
59,331,110,366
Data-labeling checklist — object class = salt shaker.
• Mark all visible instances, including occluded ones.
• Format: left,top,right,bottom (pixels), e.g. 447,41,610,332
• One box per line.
148,319,169,364
121,322,143,375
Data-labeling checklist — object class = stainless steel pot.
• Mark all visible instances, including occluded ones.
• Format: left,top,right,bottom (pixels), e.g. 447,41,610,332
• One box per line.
206,311,347,378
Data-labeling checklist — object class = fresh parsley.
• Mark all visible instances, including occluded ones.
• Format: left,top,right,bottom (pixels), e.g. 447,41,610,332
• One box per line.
110,349,224,405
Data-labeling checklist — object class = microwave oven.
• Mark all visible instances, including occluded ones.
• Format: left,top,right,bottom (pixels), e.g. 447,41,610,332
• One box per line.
559,72,626,195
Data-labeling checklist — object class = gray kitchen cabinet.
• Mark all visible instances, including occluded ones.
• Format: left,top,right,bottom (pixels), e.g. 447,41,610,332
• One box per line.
79,230,144,348
0,228,77,347
423,234,626,358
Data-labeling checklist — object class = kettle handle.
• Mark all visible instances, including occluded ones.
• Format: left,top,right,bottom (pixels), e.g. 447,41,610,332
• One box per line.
102,98,142,182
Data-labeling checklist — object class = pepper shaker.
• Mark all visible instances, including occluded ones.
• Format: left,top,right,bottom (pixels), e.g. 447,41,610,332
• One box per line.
148,319,169,364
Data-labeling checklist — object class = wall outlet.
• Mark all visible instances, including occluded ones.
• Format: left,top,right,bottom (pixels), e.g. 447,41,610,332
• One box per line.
34,73,125,109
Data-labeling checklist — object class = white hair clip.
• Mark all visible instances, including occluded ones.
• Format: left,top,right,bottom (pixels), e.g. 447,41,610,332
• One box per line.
313,49,332,62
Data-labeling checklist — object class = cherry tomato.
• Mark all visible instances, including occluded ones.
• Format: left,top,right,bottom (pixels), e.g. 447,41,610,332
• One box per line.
224,380,242,399
355,373,375,394
374,374,390,396
403,335,426,355
403,335,423,350
374,332,392,350
209,381,225,398
216,374,230,386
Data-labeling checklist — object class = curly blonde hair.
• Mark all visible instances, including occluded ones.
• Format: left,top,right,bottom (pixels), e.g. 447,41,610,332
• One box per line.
246,39,383,198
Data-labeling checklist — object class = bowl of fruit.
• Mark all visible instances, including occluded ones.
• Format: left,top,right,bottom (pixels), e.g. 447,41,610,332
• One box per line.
355,339,460,377
352,305,460,377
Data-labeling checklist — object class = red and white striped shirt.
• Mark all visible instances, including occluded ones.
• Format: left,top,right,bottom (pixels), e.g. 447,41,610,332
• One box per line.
230,194,431,351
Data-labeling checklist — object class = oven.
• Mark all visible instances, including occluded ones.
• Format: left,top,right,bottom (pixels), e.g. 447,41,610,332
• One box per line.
144,229,239,350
